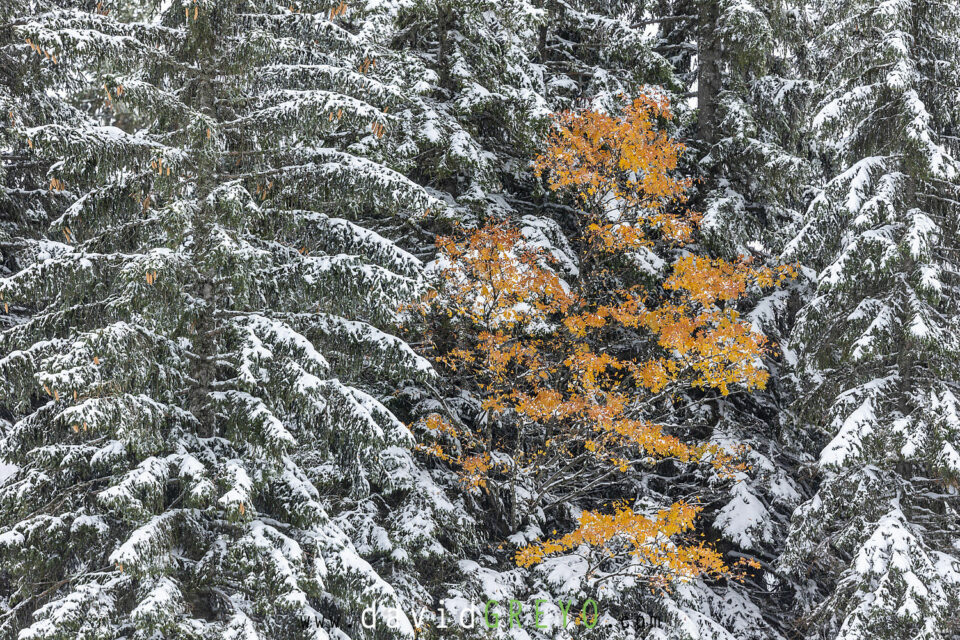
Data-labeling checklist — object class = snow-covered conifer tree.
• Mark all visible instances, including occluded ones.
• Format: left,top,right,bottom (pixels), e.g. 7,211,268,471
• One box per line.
0,1,464,637
1,0,78,254
690,0,814,256
779,0,960,637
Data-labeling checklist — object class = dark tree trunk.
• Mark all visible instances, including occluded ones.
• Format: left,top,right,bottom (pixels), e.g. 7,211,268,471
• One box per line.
697,0,722,145
437,3,454,91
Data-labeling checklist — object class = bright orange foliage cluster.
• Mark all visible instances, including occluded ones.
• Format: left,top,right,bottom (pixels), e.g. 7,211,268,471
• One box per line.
516,500,761,588
534,93,696,245
515,501,727,586
410,93,794,588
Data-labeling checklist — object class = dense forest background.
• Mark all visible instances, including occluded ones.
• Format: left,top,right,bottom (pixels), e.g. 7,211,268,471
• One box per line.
1,0,959,639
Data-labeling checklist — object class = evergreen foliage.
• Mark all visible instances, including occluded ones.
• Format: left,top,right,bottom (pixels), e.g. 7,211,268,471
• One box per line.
0,1,462,637
779,0,960,637
1,0,959,639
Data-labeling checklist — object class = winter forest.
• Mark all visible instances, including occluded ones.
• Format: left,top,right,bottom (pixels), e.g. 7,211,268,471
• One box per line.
1,0,959,638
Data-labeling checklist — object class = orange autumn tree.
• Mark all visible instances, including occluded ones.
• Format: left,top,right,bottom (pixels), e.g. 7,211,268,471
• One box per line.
410,93,794,587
